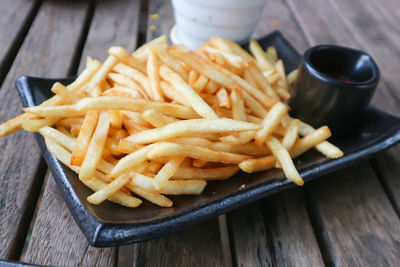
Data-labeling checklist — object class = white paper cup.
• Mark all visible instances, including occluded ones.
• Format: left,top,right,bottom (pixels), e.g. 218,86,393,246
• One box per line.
171,0,266,49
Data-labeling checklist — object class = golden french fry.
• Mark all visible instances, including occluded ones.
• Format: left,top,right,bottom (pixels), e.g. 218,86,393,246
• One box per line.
171,137,213,147
79,111,110,181
22,116,59,132
147,142,252,164
151,44,189,81
107,72,149,99
219,131,255,145
210,142,270,157
205,80,218,94
125,118,260,144
266,136,303,185
109,110,122,129
290,126,331,158
86,55,118,93
133,35,167,61
203,46,244,69
230,89,247,121
255,102,288,145
192,159,207,168
87,172,131,205
109,144,156,178
209,37,234,53
108,46,146,73
103,86,146,99
141,109,177,127
153,157,185,190
159,81,191,107
51,82,80,103
266,46,278,62
216,88,230,108
239,155,276,173
275,60,288,91
45,137,141,207
117,139,144,154
249,40,274,71
160,65,217,119
57,117,84,127
247,61,279,101
192,75,209,93
25,96,199,119
282,119,300,150
130,173,207,195
287,68,299,85
71,110,99,166
126,184,173,207
241,90,268,118
113,63,151,96
189,70,198,85
173,165,239,180
147,49,164,101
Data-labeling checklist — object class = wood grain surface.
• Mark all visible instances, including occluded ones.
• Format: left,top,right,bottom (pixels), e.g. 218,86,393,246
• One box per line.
22,0,143,265
308,164,400,266
0,0,91,260
0,0,40,84
78,0,141,71
24,174,116,266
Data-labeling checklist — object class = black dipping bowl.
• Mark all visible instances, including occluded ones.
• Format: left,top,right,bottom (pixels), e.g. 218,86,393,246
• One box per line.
289,45,380,135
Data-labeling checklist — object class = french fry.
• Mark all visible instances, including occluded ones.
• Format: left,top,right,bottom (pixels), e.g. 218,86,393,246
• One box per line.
241,90,268,118
71,110,99,166
192,159,207,168
192,75,209,92
275,60,288,91
171,137,213,147
108,46,146,73
151,44,189,81
173,165,239,180
125,118,260,144
203,46,244,69
126,184,173,207
113,63,151,96
287,68,299,86
51,82,80,104
147,142,252,164
209,37,234,54
266,46,278,62
230,89,247,121
210,142,270,157
141,109,177,127
130,173,206,195
247,61,279,101
79,111,110,181
255,102,287,145
22,116,59,132
45,137,141,207
103,86,146,99
282,119,300,150
109,110,122,128
189,70,198,85
57,117,84,127
160,65,217,119
86,55,118,93
153,157,185,190
133,35,167,61
159,81,191,107
70,124,81,137
239,155,276,173
87,172,132,204
216,88,230,108
147,49,164,101
249,40,274,71
205,80,218,94
117,139,144,154
266,136,303,185
290,126,331,158
219,131,255,145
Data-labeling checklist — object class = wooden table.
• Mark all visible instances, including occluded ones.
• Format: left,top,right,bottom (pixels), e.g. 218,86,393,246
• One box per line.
0,0,399,266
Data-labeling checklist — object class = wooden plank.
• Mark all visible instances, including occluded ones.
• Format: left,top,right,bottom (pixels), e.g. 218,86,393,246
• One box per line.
131,218,225,267
23,174,116,266
228,1,324,266
78,0,141,71
0,0,40,84
308,163,400,266
0,0,91,260
23,0,143,265
286,0,400,264
146,0,174,43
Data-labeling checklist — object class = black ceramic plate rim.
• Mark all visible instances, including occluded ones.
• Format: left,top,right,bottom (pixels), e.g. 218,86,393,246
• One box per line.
15,31,400,247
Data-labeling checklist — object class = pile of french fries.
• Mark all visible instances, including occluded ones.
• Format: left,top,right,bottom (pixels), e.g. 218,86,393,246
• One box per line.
0,36,343,208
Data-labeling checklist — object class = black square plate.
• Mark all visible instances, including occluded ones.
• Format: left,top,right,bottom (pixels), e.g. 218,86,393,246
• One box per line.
16,31,400,247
